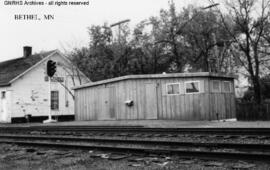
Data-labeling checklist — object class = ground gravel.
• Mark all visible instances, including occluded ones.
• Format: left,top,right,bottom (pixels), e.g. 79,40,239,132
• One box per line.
0,144,270,170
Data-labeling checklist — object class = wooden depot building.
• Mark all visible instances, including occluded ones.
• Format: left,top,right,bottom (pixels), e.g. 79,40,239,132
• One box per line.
73,72,236,121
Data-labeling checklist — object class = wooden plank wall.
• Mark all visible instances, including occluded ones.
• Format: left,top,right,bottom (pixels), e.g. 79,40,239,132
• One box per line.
74,77,235,121
236,102,270,120
158,77,209,120
209,79,236,120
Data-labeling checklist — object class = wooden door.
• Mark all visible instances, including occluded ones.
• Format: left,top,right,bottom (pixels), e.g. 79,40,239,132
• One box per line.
99,87,116,120
108,86,116,119
145,83,158,119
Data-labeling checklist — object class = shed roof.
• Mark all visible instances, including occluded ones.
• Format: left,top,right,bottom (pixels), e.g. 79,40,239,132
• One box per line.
0,50,56,87
73,72,235,90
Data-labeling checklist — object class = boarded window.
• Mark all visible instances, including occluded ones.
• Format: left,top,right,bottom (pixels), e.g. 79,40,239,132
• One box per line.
224,81,231,92
212,80,220,92
1,91,6,99
51,91,59,110
185,81,200,94
166,83,180,95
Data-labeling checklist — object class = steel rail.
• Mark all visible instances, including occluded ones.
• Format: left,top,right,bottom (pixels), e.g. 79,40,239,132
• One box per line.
0,139,270,161
1,127,270,135
0,134,269,151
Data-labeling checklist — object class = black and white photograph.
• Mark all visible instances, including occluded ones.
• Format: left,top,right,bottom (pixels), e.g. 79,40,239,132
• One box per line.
1,0,270,169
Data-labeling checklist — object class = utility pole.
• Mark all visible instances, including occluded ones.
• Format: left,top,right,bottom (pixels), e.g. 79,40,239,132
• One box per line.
110,19,130,73
176,3,219,35
110,19,130,44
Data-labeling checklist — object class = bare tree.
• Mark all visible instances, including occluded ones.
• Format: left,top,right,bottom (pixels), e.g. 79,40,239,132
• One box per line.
210,0,270,104
53,62,86,100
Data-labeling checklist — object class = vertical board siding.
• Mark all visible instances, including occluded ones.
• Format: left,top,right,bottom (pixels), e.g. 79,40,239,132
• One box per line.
78,90,82,120
115,83,120,120
74,91,78,120
76,91,79,120
135,80,139,119
127,81,132,119
93,87,97,120
81,89,84,120
145,83,158,119
91,88,96,120
188,94,194,120
82,88,86,120
225,94,230,118
193,94,200,120
231,93,236,118
131,80,137,119
124,81,129,120
156,80,162,119
118,81,124,120
85,88,88,120
175,95,180,119
109,86,116,119
87,89,91,120
208,78,236,120
137,80,144,119
161,82,167,119
96,87,102,120
179,95,185,120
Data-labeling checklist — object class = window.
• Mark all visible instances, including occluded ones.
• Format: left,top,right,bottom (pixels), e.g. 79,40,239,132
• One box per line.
185,81,200,94
223,81,231,92
212,80,220,92
1,91,6,99
51,91,59,110
166,83,180,95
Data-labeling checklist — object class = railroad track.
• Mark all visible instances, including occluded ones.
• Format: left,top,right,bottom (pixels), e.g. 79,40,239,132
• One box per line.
1,126,270,136
1,126,270,161
1,134,270,150
0,133,270,161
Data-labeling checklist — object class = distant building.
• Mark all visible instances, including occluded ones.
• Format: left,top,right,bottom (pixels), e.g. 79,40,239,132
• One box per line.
0,46,90,123
234,71,250,98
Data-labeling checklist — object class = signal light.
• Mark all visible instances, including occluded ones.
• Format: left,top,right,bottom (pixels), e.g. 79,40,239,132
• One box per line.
47,60,56,77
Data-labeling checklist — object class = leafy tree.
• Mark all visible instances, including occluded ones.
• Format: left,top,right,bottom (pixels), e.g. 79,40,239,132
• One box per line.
178,6,234,72
130,17,171,74
154,1,188,72
68,1,241,83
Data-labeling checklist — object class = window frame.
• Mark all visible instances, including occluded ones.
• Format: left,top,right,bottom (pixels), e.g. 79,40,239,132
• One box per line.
166,83,181,96
223,81,231,93
51,90,59,110
212,80,221,92
184,81,201,94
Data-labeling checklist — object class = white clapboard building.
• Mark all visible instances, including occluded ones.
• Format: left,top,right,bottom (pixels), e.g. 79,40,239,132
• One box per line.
0,46,89,123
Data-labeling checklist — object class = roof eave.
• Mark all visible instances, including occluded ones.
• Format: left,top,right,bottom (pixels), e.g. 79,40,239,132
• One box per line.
0,83,11,87
9,50,58,84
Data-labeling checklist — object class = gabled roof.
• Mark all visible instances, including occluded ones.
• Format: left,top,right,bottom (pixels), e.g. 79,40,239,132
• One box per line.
0,50,56,87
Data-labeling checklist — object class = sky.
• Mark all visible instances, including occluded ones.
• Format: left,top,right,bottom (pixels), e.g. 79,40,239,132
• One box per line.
0,0,213,61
